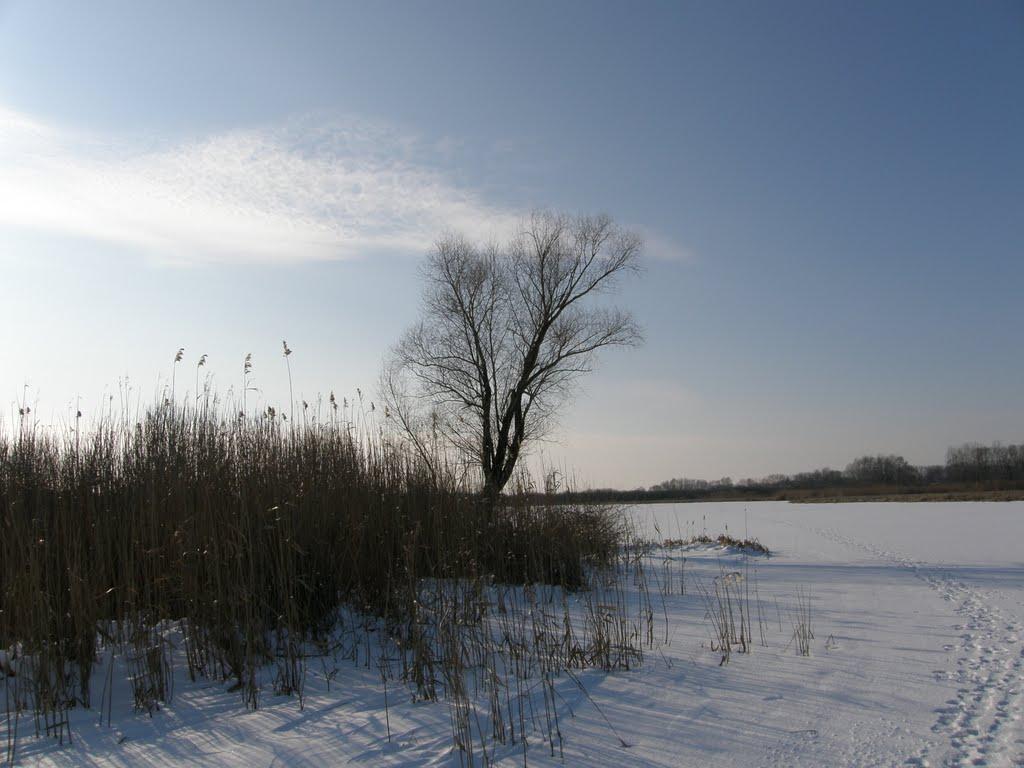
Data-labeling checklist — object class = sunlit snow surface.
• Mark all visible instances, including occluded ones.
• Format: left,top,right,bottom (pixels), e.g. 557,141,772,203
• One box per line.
6,502,1024,767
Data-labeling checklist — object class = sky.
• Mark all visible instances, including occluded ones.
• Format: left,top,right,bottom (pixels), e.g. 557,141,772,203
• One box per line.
0,1,1021,488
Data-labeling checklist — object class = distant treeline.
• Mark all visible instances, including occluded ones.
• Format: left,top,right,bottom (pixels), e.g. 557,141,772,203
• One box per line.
555,441,1024,504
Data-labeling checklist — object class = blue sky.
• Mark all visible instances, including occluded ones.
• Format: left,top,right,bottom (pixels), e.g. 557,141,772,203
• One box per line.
1,1,1021,487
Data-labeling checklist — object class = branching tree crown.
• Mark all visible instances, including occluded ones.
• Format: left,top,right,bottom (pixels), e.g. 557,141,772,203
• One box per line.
383,211,642,497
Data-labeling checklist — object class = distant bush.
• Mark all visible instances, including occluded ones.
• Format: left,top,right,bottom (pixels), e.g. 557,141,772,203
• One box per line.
627,440,1024,503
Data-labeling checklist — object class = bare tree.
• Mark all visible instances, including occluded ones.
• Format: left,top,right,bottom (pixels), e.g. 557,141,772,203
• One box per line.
382,211,643,499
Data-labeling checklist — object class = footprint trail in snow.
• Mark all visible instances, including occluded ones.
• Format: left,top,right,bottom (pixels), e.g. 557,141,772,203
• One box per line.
807,524,1024,768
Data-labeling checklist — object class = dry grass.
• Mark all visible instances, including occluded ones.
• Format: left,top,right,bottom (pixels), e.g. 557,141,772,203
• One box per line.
787,587,814,657
0,397,644,765
662,533,771,557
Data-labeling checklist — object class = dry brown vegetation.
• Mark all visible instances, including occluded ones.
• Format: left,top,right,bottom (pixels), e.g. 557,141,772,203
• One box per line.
0,398,652,765
662,534,771,556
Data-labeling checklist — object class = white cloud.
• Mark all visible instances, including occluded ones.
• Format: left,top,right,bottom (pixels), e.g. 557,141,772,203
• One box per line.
640,230,697,263
0,105,693,267
0,105,521,265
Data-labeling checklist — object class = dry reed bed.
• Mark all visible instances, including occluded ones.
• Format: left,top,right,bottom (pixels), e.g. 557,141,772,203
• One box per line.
0,402,640,766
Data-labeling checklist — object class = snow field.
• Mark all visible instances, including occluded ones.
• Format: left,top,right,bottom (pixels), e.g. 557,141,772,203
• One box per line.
4,501,1022,767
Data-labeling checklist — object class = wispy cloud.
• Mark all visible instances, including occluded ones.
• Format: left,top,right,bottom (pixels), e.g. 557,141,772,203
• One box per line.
0,105,521,265
636,230,696,263
0,105,692,267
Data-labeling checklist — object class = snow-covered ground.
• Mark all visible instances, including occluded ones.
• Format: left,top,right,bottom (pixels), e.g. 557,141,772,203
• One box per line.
5,501,1023,767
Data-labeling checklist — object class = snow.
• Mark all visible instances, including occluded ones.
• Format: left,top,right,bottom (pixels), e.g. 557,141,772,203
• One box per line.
5,501,1024,767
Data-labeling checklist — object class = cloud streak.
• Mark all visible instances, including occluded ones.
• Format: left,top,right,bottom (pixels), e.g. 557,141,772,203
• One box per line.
0,105,692,267
0,106,522,265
